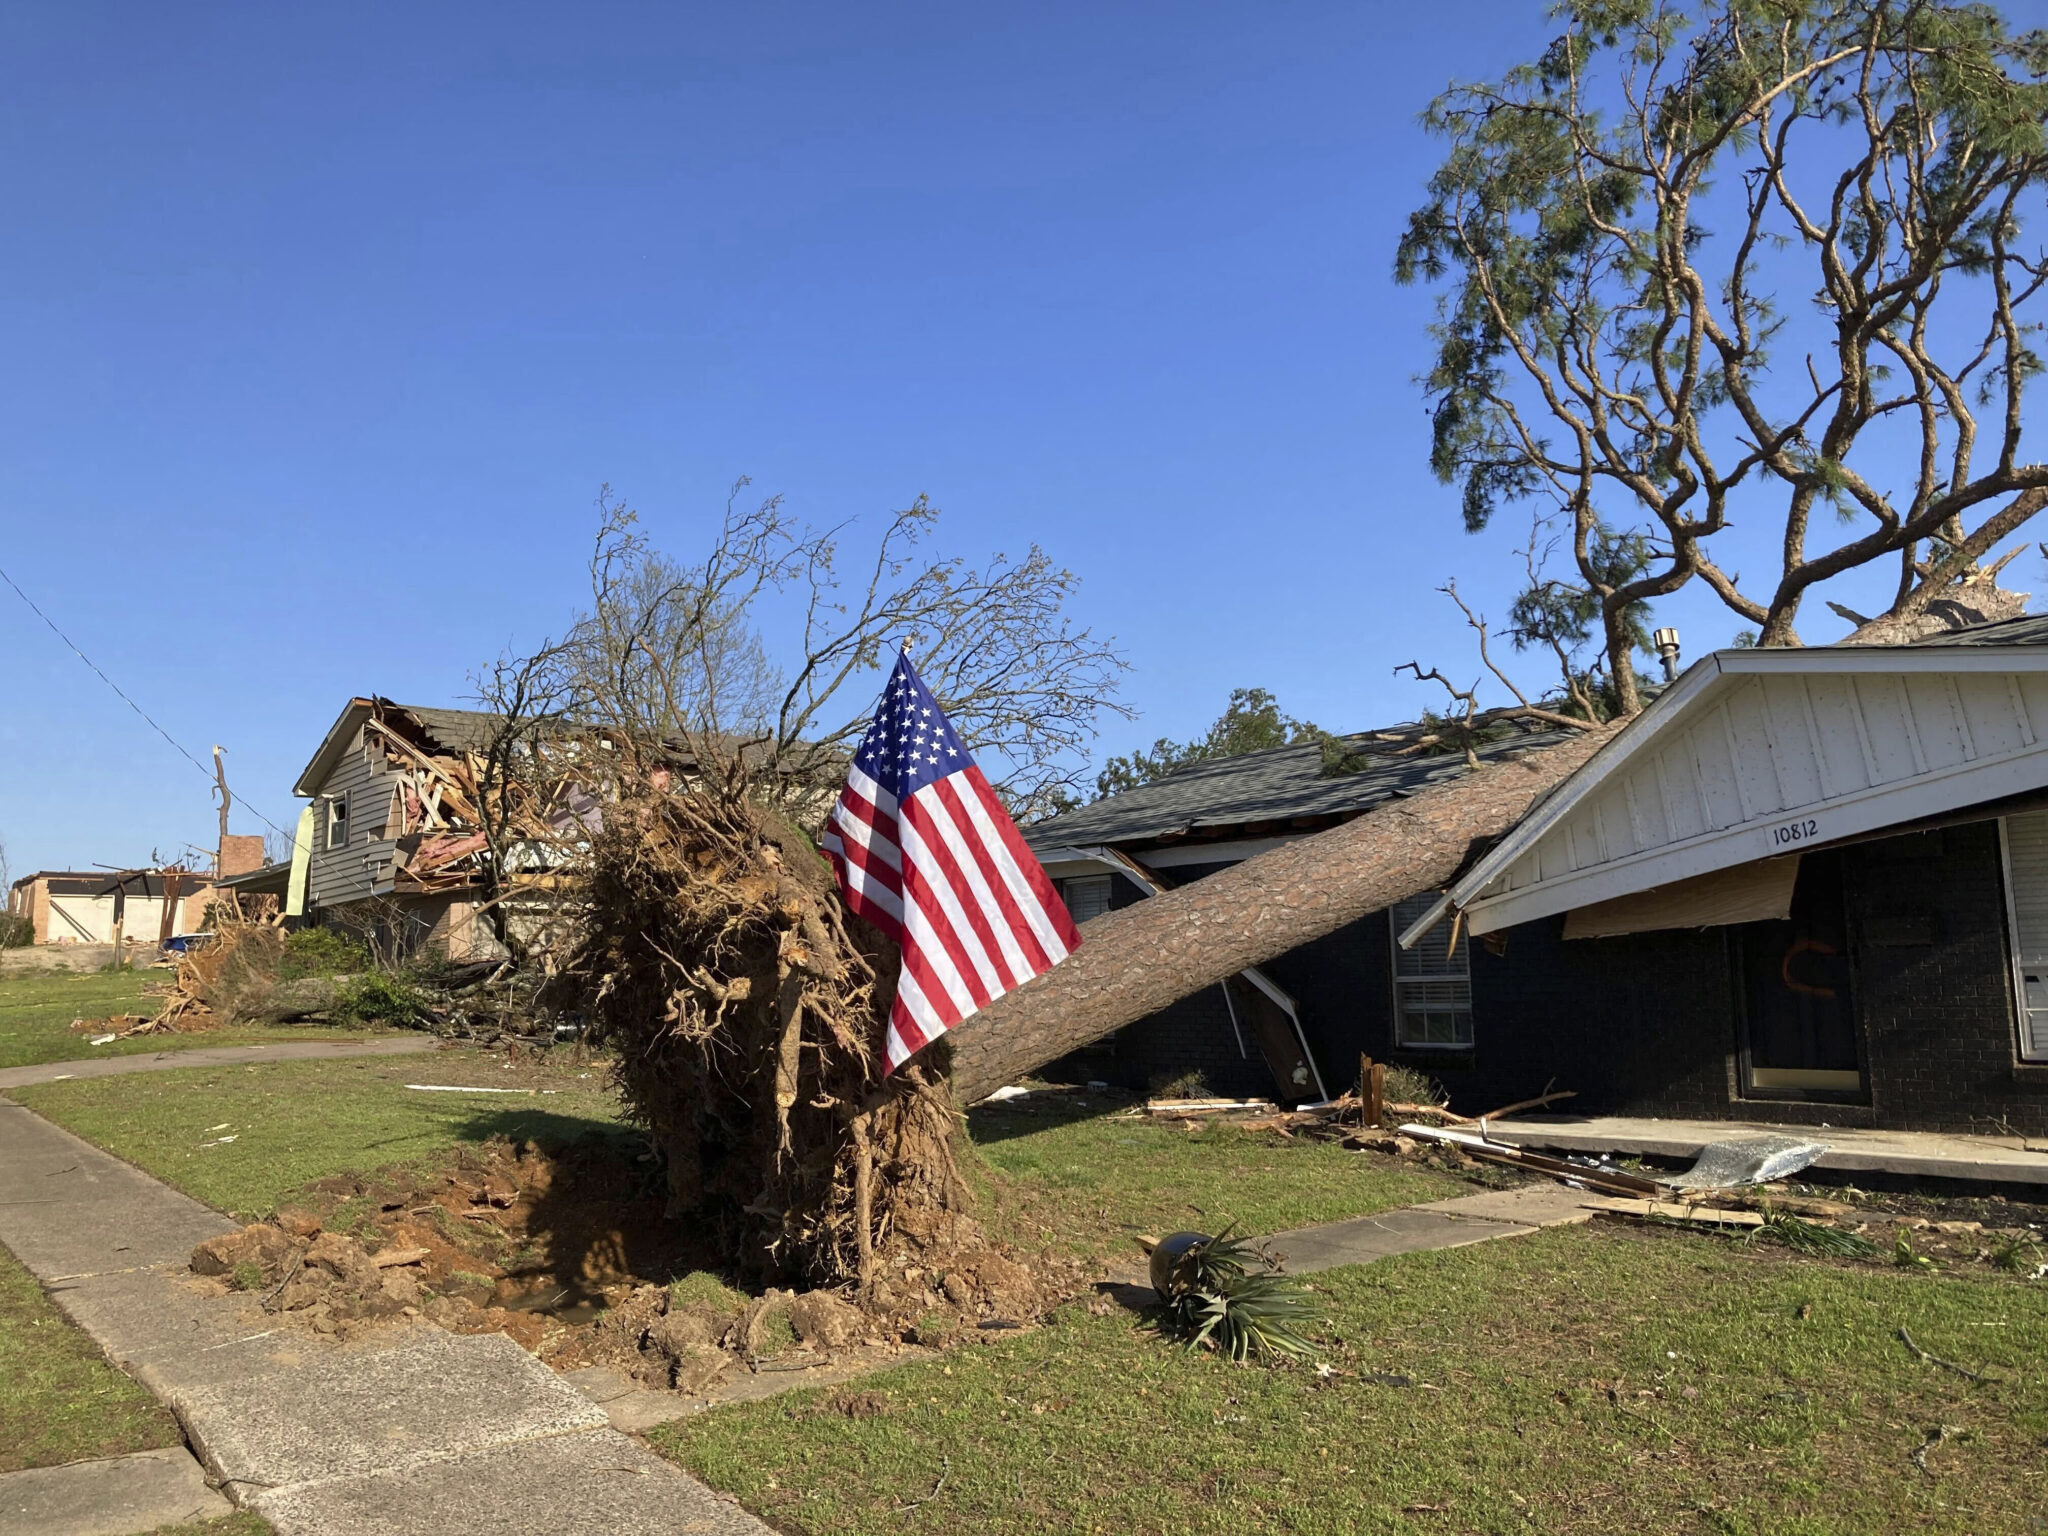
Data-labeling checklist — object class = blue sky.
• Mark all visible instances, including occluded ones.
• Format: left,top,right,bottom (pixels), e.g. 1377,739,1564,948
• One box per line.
1,2,2034,878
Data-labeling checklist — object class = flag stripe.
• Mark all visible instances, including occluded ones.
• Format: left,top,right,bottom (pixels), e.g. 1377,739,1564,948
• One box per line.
822,651,1080,1077
927,774,1047,979
901,787,1024,992
957,765,1079,958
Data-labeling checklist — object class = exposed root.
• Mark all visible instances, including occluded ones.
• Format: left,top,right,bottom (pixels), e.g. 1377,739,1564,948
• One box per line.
573,782,980,1288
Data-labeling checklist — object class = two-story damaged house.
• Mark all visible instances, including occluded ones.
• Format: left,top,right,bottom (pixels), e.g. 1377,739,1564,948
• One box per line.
290,698,598,960
1026,615,2048,1137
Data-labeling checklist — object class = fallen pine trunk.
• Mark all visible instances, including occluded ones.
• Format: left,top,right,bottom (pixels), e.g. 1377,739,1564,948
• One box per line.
946,725,1616,1103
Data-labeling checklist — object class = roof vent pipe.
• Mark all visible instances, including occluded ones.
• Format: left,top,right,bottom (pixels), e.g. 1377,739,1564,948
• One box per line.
1653,627,1682,682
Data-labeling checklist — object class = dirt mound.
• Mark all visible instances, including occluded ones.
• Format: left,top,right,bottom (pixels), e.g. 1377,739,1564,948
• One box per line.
189,1136,1079,1369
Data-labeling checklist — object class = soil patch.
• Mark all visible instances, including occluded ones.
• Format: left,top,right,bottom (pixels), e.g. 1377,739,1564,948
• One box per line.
187,1134,1092,1379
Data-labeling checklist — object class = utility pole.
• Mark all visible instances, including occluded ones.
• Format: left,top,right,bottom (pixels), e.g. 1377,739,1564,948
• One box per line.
108,875,127,969
212,746,231,879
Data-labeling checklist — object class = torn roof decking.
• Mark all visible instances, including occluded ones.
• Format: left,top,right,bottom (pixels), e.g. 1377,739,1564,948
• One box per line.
1434,617,2048,938
293,699,506,799
1023,728,1574,859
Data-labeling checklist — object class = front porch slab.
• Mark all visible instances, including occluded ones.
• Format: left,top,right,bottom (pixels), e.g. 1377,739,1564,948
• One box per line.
1485,1114,2048,1187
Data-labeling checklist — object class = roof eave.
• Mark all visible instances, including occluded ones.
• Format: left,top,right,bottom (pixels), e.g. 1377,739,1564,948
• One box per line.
292,698,377,798
1442,639,2048,918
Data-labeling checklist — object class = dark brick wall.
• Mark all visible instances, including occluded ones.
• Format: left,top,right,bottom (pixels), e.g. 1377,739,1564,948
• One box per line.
1455,917,1737,1118
1039,822,2048,1132
1842,825,2048,1134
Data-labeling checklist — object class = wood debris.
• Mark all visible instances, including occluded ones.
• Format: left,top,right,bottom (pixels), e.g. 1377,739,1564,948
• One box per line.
1398,1124,1666,1198
1581,1196,1764,1228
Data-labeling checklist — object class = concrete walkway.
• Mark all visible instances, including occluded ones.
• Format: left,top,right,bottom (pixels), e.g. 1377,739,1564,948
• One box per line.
0,1447,231,1535
1264,1181,1598,1274
0,1097,771,1536
0,1035,436,1091
1485,1113,2048,1188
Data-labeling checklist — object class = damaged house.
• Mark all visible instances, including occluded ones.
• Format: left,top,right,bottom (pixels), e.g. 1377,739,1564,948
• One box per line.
1027,615,2048,1137
289,698,600,960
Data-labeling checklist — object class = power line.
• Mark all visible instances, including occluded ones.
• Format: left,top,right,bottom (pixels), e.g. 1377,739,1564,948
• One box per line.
0,561,294,840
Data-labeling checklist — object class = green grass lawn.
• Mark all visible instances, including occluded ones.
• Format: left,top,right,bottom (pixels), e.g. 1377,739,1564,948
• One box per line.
12,1051,632,1219
0,1242,181,1473
0,967,396,1071
658,1222,2048,1536
969,1094,1467,1265
15,1065,1467,1253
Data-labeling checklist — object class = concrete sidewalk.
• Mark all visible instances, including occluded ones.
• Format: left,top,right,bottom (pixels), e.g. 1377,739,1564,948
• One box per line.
0,1097,770,1536
1484,1113,2048,1188
1266,1181,1598,1274
0,1035,436,1091
0,1447,231,1535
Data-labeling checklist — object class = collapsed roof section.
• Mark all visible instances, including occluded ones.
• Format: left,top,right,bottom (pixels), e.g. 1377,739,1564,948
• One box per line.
298,698,603,899
292,698,509,799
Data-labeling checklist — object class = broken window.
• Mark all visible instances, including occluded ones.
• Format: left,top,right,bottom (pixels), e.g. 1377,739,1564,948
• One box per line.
325,793,350,850
1058,874,1113,924
1389,894,1472,1049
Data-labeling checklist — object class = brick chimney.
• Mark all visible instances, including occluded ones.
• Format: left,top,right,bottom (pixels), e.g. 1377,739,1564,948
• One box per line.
218,834,267,878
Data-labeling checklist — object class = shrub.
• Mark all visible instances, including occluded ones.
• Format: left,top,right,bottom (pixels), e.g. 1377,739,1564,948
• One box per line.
0,911,32,949
1148,1069,1212,1100
333,971,434,1029
279,926,370,979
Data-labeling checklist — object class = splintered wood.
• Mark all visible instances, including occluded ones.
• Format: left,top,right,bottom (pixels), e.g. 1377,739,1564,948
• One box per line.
360,705,594,896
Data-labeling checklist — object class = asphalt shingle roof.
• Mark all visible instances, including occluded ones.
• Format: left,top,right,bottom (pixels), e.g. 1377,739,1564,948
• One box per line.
1022,728,1572,852
1909,613,2048,647
390,703,505,755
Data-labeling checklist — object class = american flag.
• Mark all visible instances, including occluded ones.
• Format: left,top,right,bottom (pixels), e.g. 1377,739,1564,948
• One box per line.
821,650,1080,1074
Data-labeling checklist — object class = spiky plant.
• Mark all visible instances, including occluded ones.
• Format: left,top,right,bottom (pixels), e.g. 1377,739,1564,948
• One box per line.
1152,1228,1323,1363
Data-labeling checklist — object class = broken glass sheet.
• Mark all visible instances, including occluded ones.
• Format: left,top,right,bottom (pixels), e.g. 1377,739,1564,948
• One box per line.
1663,1135,1828,1191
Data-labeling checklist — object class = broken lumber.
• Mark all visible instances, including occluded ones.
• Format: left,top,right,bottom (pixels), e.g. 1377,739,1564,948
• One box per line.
1142,1098,1278,1117
1582,1197,1764,1228
1398,1123,1665,1199
943,727,1616,1102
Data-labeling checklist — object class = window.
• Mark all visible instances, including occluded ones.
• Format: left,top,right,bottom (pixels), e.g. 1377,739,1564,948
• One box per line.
1390,894,1473,1048
1058,874,1113,924
325,793,350,850
2001,813,2048,1062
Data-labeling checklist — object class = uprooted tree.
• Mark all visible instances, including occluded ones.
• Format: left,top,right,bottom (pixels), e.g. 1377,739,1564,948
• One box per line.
482,486,1131,1287
1396,0,2048,711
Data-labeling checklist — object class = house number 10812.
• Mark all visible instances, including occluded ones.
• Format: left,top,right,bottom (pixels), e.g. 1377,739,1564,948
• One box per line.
1770,817,1820,847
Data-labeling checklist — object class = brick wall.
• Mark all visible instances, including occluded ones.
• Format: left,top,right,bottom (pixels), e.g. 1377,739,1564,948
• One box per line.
1843,824,2048,1134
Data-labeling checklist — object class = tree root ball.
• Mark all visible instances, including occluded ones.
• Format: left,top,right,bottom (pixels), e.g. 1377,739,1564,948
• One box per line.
573,786,981,1289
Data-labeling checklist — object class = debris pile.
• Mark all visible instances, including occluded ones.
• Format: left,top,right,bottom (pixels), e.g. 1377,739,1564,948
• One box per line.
356,703,598,897
136,918,289,1031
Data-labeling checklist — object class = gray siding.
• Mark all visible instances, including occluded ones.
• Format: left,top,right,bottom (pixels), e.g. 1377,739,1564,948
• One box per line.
304,728,403,912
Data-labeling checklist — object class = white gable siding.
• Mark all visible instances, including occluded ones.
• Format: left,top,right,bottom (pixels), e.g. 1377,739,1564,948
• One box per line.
1452,646,2048,936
